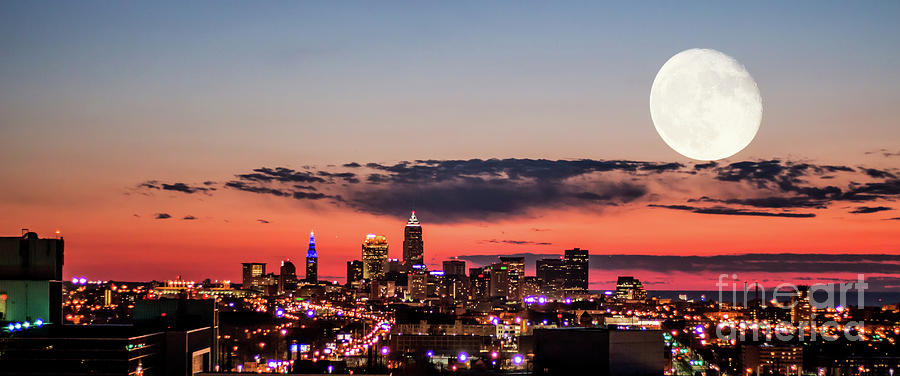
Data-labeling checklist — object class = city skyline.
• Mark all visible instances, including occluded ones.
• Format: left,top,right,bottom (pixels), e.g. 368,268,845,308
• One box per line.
2,2,899,375
2,2,899,291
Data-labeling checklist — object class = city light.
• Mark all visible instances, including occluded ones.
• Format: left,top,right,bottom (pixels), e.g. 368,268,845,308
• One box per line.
380,346,390,355
512,354,525,365
457,352,468,362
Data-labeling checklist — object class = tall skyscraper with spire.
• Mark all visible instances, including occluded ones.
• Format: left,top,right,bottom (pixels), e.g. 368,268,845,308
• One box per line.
402,211,424,269
306,231,317,283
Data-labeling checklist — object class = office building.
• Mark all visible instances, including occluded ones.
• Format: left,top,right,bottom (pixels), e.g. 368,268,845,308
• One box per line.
790,285,813,324
402,211,423,269
408,273,428,301
522,276,540,297
305,231,318,283
563,248,589,293
240,263,266,292
442,260,466,277
615,276,647,301
0,231,64,324
278,260,297,293
741,343,803,375
362,234,389,280
469,268,489,301
346,260,363,285
488,262,510,299
536,258,566,298
500,256,525,301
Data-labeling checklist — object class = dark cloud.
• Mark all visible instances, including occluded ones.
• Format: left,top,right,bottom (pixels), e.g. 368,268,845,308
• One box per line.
317,171,359,183
649,204,815,218
182,215,197,220
138,181,213,194
866,149,900,158
139,158,899,223
257,219,270,224
849,206,893,214
237,167,326,184
224,181,288,196
155,213,172,219
861,168,896,179
693,162,718,170
689,196,827,209
292,191,330,200
481,239,553,246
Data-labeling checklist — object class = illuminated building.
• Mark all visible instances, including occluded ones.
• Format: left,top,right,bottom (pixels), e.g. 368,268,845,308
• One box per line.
741,343,803,375
563,248,589,294
615,276,647,301
402,211,424,269
522,276,540,297
409,273,428,301
488,262,511,299
469,268,489,301
500,256,525,301
0,231,64,325
305,231,317,283
536,258,566,298
442,260,466,277
346,260,363,285
362,234,389,280
790,285,813,324
445,274,468,304
241,262,266,292
279,260,297,293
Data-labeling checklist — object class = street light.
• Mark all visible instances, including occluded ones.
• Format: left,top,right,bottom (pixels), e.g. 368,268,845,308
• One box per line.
512,354,524,365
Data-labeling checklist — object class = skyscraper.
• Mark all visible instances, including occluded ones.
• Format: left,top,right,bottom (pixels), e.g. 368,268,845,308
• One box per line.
241,262,266,292
488,262,510,299
279,260,297,293
362,234,389,280
402,211,423,269
500,256,525,301
306,231,318,283
346,260,363,285
563,248,589,293
469,267,489,301
536,258,566,298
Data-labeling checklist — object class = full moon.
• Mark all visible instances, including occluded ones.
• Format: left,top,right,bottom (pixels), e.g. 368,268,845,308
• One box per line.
649,48,762,161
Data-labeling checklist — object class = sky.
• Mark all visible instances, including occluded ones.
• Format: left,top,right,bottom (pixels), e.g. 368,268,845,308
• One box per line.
1,1,898,291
